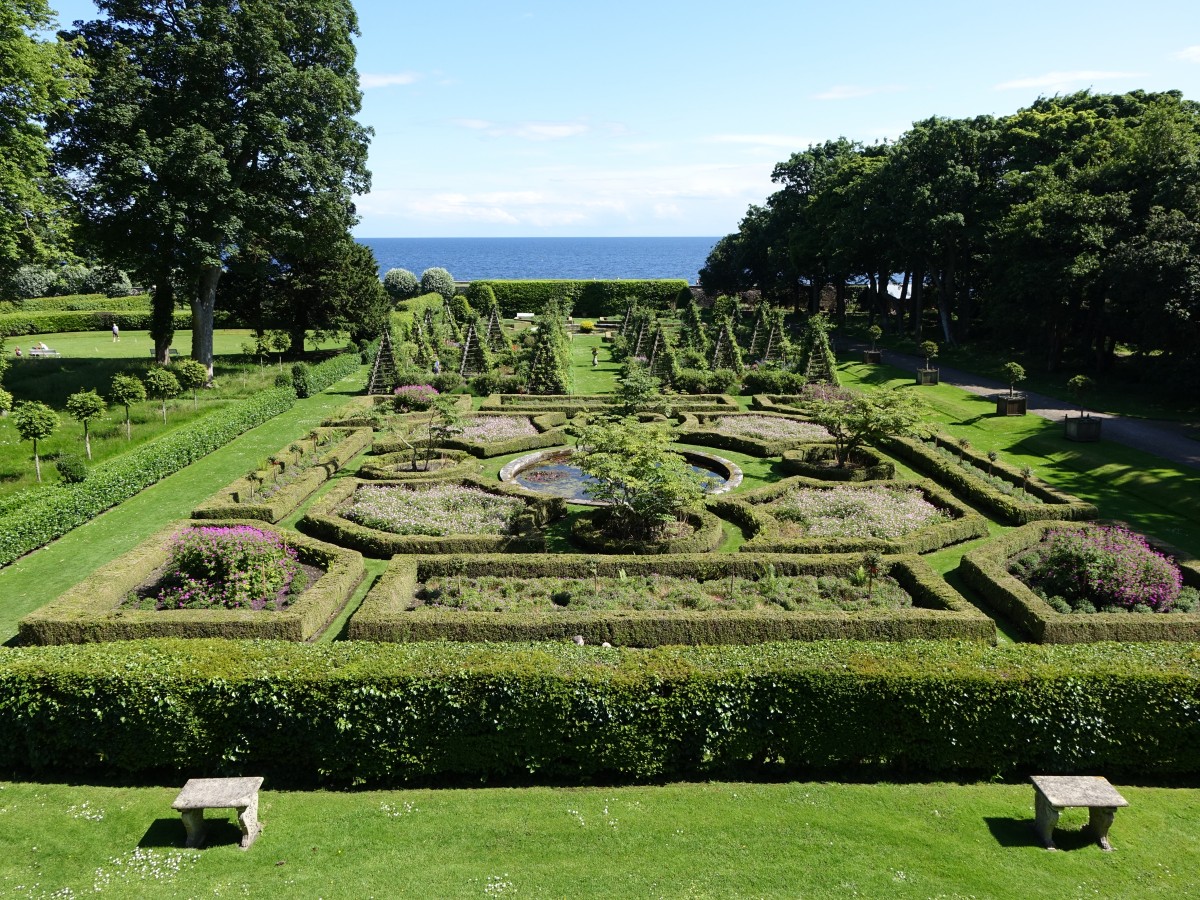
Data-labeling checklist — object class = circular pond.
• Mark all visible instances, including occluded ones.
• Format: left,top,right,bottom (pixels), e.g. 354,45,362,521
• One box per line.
499,447,742,505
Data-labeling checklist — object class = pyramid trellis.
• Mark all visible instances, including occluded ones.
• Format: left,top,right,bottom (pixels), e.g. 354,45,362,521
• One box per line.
619,302,638,336
711,319,742,372
632,319,650,358
747,316,765,360
800,316,839,385
458,323,489,378
647,326,674,380
484,308,504,351
761,323,784,363
367,329,399,395
442,301,461,341
424,307,435,334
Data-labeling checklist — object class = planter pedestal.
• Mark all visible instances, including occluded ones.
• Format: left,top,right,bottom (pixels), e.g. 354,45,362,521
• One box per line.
915,367,939,386
863,350,882,364
994,394,1027,416
1065,415,1102,442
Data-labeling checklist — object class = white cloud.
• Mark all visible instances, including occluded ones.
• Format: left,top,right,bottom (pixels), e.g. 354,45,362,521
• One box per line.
812,84,905,101
359,72,420,89
705,133,814,148
994,70,1142,91
1176,46,1200,63
449,119,589,140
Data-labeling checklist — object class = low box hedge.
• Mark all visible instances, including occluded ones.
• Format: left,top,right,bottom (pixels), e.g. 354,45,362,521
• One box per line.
5,638,1197,784
348,551,994,645
674,412,833,458
373,412,569,459
322,393,473,428
298,476,563,556
569,508,727,554
712,476,989,555
0,386,297,568
17,521,364,645
358,448,482,481
959,521,1200,642
192,427,372,523
881,434,1098,525
781,445,896,481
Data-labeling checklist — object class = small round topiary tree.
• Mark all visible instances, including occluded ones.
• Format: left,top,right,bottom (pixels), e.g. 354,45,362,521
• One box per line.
920,340,939,369
382,268,419,301
867,325,883,351
1068,374,1095,416
13,400,59,482
65,388,107,459
174,358,209,408
1002,361,1026,398
420,267,456,301
143,367,180,422
109,373,146,439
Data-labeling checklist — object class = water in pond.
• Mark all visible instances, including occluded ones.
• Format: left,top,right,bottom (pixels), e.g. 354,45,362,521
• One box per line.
514,452,727,503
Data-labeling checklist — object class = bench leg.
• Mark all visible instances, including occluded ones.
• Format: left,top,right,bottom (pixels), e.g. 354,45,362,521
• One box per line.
1088,806,1118,851
180,809,207,849
1034,792,1061,850
236,796,262,850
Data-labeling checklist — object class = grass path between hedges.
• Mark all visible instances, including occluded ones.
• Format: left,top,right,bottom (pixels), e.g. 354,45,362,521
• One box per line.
0,371,366,644
2,779,1197,898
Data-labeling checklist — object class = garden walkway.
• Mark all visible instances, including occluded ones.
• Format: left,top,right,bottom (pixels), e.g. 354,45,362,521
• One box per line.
866,347,1200,471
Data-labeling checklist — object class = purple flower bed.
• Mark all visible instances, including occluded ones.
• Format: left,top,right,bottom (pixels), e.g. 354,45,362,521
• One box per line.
1010,524,1195,614
393,384,440,412
125,525,305,611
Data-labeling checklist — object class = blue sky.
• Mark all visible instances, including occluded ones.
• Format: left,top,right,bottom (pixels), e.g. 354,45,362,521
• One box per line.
48,0,1200,237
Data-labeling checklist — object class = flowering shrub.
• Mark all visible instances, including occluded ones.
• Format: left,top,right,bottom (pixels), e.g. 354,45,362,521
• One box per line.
709,415,831,442
128,526,304,611
1011,525,1186,613
458,415,538,442
770,485,949,539
393,384,439,412
345,483,525,536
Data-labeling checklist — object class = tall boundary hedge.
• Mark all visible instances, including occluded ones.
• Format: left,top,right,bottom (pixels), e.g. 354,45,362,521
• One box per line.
18,521,364,645
471,280,689,318
1,639,1197,784
0,309,192,338
960,520,1200,642
348,552,994,645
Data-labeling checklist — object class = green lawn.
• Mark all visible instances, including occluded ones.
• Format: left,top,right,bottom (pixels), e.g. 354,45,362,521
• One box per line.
1,779,1195,899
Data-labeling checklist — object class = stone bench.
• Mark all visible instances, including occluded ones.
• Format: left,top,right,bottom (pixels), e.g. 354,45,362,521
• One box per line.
172,776,264,849
1031,775,1128,851
28,348,60,358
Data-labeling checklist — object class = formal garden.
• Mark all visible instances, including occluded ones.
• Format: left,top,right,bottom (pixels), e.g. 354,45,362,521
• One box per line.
2,281,1200,897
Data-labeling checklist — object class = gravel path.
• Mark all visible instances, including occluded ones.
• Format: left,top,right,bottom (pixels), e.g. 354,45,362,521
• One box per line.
853,346,1200,471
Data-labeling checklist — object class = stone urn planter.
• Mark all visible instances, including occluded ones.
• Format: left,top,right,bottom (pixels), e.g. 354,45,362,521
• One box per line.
863,349,882,364
915,367,939,386
1065,415,1102,442
994,393,1027,416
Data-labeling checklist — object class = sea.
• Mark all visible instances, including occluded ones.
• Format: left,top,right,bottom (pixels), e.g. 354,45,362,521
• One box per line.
358,236,719,284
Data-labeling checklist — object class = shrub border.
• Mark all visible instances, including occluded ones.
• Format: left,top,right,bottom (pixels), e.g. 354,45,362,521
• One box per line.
959,520,1200,642
17,520,364,645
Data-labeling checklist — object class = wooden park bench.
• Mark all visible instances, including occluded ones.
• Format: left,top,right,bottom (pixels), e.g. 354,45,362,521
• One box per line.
172,776,264,850
1031,775,1128,851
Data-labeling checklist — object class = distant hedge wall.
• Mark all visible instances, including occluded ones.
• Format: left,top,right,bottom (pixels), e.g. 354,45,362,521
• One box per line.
0,309,191,338
471,280,689,318
4,293,151,313
348,552,994,645
18,522,364,645
2,638,1198,784
960,520,1200,642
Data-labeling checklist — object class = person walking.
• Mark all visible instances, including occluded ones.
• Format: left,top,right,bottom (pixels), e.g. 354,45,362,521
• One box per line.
111,322,120,342
591,346,599,367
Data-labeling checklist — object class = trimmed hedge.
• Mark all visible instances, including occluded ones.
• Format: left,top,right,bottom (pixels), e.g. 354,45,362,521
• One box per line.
305,352,364,394
348,552,994,645
0,309,191,338
781,445,896,481
0,387,297,568
6,293,151,313
3,639,1198,784
881,434,1099,525
322,393,473,428
298,476,564,556
18,521,363,645
960,521,1200,642
471,280,689,318
192,428,372,523
713,476,989,555
358,449,482,481
675,412,833,458
391,292,445,330
570,508,727,554
372,413,569,459
480,393,740,415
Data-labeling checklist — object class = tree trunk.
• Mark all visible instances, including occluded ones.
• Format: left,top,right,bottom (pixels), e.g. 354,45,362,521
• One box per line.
911,271,924,339
33,441,41,483
894,271,910,334
84,425,92,460
151,277,176,365
835,280,846,328
935,253,956,345
191,266,220,378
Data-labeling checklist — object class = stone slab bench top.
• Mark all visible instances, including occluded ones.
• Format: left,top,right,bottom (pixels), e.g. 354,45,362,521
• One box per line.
172,776,263,811
1030,775,1129,808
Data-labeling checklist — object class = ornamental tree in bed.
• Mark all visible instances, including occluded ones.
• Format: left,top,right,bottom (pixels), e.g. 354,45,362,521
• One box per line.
109,372,146,439
13,401,59,482
143,366,180,422
807,388,924,468
66,389,107,459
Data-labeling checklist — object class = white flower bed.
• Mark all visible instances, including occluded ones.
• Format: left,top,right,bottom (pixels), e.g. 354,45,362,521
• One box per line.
771,485,949,539
710,415,831,442
459,415,539,442
345,483,525,536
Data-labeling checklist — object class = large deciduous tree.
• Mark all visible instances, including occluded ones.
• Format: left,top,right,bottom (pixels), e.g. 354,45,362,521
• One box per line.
0,1,86,283
56,0,371,371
